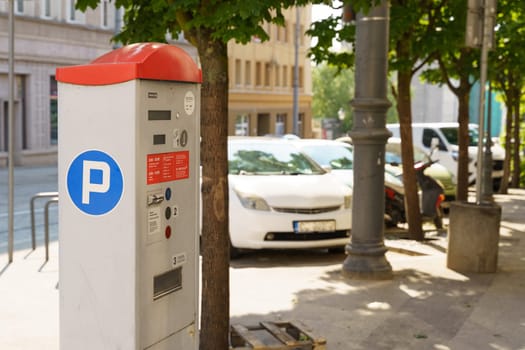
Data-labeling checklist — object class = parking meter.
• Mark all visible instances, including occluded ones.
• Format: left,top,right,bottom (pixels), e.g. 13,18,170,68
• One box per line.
56,43,201,350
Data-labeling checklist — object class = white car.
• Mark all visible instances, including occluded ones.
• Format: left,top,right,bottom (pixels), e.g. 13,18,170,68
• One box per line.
292,138,407,226
291,138,355,188
228,137,352,256
387,122,505,188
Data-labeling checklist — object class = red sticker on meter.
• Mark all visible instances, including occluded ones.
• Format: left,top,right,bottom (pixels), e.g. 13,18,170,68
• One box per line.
147,151,189,185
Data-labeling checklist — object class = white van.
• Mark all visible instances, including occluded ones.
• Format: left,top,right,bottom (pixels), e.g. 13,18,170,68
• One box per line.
387,122,505,188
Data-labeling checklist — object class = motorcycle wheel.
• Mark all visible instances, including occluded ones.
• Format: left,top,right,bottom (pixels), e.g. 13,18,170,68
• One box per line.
433,207,443,229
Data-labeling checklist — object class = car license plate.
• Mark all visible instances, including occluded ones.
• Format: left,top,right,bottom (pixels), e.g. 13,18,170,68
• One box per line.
293,220,336,233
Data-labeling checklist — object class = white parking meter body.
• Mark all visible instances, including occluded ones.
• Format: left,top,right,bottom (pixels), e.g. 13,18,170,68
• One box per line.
56,43,201,350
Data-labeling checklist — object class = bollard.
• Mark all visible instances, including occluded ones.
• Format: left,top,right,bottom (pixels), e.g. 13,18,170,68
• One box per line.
447,201,501,273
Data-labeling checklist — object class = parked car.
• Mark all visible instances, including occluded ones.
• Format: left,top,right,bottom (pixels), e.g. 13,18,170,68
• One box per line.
291,138,354,187
385,137,456,202
387,122,505,189
227,137,352,257
292,138,407,227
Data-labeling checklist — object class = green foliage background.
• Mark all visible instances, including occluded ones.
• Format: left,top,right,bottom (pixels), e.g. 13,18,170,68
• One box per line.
312,63,398,134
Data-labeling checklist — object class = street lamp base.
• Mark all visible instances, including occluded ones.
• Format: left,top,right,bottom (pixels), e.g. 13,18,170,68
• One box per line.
342,252,393,280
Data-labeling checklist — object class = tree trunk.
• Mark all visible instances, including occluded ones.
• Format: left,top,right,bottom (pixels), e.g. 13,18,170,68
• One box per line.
455,85,471,202
499,96,512,194
511,95,521,188
397,68,423,240
196,31,230,350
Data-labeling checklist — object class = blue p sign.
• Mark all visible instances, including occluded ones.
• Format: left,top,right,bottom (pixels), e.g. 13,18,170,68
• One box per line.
67,150,124,215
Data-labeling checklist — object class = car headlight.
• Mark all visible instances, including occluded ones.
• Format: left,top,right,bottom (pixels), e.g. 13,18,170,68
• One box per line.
344,195,352,209
234,190,270,211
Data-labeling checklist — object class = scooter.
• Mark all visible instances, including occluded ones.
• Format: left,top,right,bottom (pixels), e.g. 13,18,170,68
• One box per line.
384,184,406,228
383,158,445,229
414,159,445,229
383,168,407,228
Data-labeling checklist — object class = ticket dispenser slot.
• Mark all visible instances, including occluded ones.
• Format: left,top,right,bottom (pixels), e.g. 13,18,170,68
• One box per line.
153,266,182,300
57,43,201,350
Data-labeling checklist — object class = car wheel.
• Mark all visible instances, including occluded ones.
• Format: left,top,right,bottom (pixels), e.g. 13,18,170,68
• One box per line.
433,211,443,230
385,219,398,228
229,241,242,259
328,246,346,254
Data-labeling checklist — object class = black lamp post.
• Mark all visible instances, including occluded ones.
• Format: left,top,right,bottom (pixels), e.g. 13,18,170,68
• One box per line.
342,1,393,279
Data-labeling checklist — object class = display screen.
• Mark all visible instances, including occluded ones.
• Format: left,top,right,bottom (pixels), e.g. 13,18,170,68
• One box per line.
148,110,171,121
153,134,166,145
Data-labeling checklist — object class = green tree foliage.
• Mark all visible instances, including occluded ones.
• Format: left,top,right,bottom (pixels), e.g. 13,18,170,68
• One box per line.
312,62,397,133
312,63,355,129
490,0,525,191
423,1,525,193
310,0,525,232
310,0,447,239
389,0,464,239
419,1,479,201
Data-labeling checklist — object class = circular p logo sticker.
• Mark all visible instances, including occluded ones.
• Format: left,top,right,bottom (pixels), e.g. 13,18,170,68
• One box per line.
67,150,124,215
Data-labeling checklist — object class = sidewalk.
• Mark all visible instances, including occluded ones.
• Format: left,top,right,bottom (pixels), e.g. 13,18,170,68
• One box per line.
229,191,525,350
1,166,524,349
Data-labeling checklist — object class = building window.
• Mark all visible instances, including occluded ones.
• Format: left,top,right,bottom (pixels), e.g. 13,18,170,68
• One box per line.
69,0,76,21
291,66,304,89
67,0,85,23
245,61,251,86
235,115,250,136
277,24,285,42
264,63,271,87
50,76,58,145
274,65,280,87
283,21,289,42
101,0,110,28
42,0,51,17
282,65,288,87
235,59,242,86
297,113,304,137
15,0,24,14
276,114,286,135
255,62,262,86
41,0,59,19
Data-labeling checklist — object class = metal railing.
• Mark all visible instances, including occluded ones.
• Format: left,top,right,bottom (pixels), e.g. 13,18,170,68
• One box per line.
43,197,59,261
30,192,59,260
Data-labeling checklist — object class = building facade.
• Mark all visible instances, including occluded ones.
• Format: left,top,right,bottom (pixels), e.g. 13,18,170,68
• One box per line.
0,0,120,166
228,7,313,138
0,2,312,166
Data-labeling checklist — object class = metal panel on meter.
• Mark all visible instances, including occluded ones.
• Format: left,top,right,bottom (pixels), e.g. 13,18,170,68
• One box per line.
137,79,200,348
57,43,200,350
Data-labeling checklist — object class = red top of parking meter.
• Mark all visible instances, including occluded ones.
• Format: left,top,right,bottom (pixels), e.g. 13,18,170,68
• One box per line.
56,43,202,85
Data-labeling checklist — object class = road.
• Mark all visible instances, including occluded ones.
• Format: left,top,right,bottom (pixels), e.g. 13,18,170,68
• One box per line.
0,166,58,253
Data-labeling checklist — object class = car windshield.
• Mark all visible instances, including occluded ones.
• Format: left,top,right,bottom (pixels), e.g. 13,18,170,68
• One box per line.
299,144,354,170
228,142,325,175
385,142,428,164
440,127,479,147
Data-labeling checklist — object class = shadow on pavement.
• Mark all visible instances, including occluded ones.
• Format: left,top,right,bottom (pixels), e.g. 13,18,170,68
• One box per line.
231,267,497,350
